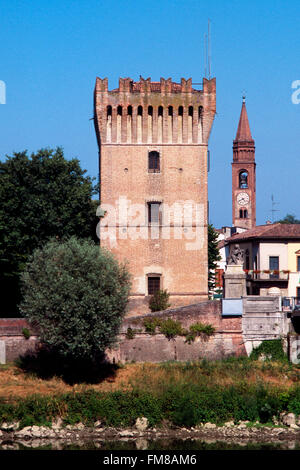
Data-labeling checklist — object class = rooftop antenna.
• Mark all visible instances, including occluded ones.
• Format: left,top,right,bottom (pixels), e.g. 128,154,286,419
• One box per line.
208,19,211,79
204,32,207,78
270,194,279,222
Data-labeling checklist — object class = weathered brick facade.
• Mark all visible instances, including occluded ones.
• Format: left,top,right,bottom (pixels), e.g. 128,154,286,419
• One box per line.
94,76,216,314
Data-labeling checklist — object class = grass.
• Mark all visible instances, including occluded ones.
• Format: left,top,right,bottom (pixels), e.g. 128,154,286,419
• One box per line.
0,357,299,429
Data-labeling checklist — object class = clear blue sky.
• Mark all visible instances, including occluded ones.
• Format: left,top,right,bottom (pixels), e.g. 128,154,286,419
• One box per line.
0,0,299,228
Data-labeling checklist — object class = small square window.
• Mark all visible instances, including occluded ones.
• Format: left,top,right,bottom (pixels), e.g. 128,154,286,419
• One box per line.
148,276,160,295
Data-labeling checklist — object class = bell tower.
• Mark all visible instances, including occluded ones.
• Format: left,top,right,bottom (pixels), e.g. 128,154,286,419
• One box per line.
232,97,256,230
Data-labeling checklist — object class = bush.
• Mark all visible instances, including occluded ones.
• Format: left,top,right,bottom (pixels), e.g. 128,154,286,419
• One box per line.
250,339,287,362
22,328,31,340
149,289,171,312
19,237,131,360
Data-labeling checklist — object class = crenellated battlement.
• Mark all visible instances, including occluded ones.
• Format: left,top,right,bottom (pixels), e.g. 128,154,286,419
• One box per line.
94,76,216,145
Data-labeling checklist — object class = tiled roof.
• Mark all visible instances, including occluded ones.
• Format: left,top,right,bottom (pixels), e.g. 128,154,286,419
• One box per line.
225,223,300,243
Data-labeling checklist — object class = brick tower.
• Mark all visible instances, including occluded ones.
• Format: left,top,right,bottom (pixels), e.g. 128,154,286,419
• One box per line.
232,97,256,230
94,76,216,313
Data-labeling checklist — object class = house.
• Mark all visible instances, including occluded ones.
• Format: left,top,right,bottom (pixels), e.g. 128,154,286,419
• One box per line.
225,223,300,298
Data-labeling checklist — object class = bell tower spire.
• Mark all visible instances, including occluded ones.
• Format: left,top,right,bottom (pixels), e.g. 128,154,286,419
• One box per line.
232,97,256,229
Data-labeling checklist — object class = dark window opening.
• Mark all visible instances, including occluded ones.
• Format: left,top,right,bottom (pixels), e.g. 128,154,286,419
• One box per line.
168,106,173,116
138,105,143,116
178,106,183,116
239,209,248,219
297,256,300,272
127,105,132,116
188,106,193,116
148,202,161,225
148,151,160,173
297,287,300,304
148,276,161,295
158,106,163,117
148,105,153,116
269,256,279,278
107,105,112,117
245,249,250,270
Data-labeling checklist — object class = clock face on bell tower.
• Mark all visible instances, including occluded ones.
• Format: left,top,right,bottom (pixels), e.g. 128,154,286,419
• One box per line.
232,97,256,230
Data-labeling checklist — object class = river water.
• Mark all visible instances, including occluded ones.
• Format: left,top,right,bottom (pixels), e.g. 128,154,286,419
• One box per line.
1,438,300,451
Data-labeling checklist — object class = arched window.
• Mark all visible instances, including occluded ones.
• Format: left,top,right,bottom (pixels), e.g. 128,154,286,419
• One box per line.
239,209,248,219
148,151,160,173
239,170,248,188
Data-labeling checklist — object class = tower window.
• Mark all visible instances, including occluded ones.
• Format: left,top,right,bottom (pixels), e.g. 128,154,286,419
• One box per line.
148,276,161,295
239,209,248,219
148,202,161,225
148,151,160,173
239,170,248,188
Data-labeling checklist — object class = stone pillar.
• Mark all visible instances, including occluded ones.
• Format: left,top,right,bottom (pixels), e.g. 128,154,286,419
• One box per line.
224,264,247,298
0,340,6,365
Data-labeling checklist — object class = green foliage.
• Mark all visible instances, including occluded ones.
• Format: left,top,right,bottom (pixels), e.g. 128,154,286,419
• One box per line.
158,318,186,340
142,317,215,342
20,237,131,360
0,382,300,430
208,224,221,295
149,289,171,312
185,322,216,344
250,340,287,362
22,328,31,340
0,148,99,317
275,214,300,224
143,317,162,335
125,328,136,340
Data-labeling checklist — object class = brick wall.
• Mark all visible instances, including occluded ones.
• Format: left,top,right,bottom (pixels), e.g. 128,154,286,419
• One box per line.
106,300,246,363
0,301,245,363
0,319,39,362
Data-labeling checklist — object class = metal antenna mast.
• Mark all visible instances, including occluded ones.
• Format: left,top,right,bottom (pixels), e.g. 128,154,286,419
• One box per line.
204,32,207,78
270,194,279,222
208,19,211,79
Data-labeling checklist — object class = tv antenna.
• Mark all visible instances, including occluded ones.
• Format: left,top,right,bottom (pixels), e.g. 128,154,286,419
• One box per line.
203,19,212,79
270,194,279,222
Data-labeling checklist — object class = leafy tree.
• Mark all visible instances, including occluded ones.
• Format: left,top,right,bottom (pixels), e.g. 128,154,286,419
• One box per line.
20,237,131,360
0,148,99,316
275,214,300,224
208,224,221,295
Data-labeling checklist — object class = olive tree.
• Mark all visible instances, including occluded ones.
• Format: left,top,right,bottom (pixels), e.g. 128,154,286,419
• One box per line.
20,237,131,360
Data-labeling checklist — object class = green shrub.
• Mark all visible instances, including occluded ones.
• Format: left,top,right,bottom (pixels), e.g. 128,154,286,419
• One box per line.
20,237,131,360
125,328,136,340
250,339,287,362
22,328,31,340
149,289,171,312
143,317,161,335
159,318,186,340
185,323,216,343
